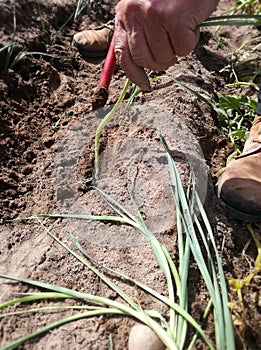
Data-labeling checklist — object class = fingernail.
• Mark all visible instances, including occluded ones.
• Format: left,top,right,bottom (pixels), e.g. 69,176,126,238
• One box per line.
115,50,122,64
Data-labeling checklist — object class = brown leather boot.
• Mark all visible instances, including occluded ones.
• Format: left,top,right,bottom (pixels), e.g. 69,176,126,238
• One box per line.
72,22,114,58
217,115,261,221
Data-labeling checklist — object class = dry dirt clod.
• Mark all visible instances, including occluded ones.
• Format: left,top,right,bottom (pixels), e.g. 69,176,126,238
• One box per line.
128,324,165,350
91,86,109,110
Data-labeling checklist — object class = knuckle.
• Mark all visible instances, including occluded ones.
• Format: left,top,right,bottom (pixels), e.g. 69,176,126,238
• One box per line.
144,0,164,19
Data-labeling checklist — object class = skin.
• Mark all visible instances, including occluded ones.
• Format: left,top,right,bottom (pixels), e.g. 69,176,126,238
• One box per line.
114,0,220,90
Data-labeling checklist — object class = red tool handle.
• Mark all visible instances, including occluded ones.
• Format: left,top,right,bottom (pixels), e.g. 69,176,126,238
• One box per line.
98,33,116,90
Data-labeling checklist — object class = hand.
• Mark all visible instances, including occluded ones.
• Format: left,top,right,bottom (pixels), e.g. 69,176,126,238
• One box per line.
114,0,219,90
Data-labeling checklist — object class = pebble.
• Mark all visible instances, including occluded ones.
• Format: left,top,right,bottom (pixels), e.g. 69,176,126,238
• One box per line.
128,324,165,350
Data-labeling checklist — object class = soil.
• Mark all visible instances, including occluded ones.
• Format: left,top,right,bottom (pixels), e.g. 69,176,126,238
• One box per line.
0,0,260,349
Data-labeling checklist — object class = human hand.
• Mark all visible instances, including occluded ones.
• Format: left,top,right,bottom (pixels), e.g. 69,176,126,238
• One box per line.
114,0,219,90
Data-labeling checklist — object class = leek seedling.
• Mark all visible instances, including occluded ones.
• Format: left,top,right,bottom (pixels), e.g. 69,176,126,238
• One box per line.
1,135,235,349
74,0,93,20
38,4,75,46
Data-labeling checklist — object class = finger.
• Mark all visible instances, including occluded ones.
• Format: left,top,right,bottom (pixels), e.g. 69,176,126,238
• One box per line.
114,21,150,90
171,26,200,57
142,15,177,65
128,21,177,71
167,11,200,57
116,48,151,91
116,1,176,71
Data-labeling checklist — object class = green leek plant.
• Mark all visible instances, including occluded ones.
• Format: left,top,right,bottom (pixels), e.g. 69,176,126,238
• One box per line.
1,5,16,71
1,41,72,71
1,5,72,71
3,10,259,349
200,14,261,27
5,51,72,70
0,133,235,349
0,43,16,71
38,4,75,46
74,0,93,20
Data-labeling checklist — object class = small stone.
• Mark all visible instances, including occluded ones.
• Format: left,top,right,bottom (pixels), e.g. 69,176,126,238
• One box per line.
128,324,165,350
22,165,33,175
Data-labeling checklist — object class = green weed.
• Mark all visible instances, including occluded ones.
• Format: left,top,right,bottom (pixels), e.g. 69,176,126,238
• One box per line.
215,93,257,148
52,112,70,130
220,36,261,90
229,0,261,15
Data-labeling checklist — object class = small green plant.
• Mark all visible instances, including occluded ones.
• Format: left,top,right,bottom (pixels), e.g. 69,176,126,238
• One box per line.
38,4,74,46
74,0,93,21
214,93,257,148
220,36,261,90
52,112,70,130
218,2,261,89
0,5,17,70
228,0,261,15
0,40,67,71
0,48,72,71
0,5,72,71
0,43,17,70
200,14,261,27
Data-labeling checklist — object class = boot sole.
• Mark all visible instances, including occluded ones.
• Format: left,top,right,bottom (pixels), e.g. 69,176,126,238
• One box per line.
219,194,261,223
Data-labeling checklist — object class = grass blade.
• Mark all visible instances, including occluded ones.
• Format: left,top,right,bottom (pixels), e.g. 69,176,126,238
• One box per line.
195,192,235,349
159,131,235,349
69,231,213,347
18,213,139,229
1,308,124,350
94,79,131,177
38,221,141,312
0,273,177,348
0,292,73,309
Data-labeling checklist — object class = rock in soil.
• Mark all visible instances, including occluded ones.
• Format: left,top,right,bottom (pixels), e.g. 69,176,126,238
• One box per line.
128,324,165,350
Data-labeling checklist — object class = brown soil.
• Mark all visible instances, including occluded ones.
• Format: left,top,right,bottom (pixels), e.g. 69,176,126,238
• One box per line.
0,0,260,349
